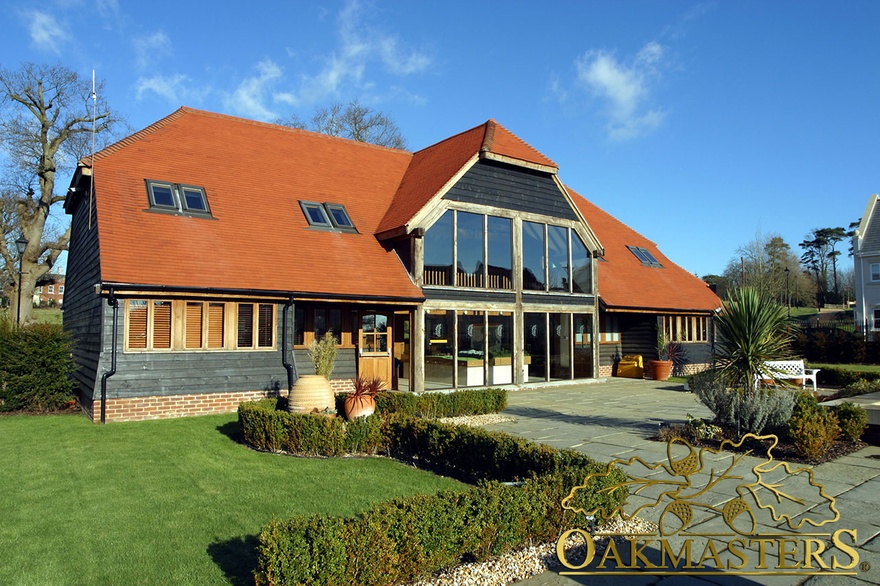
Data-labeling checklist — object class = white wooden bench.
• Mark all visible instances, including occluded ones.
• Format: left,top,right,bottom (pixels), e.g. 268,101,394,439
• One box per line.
755,360,820,393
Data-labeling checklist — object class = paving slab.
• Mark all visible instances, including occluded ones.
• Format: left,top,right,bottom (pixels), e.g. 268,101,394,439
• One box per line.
501,380,879,586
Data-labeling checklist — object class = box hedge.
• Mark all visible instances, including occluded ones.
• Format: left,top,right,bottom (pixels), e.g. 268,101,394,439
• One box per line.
246,404,626,585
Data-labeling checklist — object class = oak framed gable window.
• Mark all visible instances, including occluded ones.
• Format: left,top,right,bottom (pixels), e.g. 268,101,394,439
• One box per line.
145,180,211,216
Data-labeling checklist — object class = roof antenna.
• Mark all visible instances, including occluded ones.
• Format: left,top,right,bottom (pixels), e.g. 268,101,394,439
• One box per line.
88,70,97,230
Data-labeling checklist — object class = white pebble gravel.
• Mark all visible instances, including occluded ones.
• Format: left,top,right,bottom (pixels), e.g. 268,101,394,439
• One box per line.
404,517,658,586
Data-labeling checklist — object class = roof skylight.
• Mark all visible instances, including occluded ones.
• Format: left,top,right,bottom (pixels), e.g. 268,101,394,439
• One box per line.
627,245,662,268
300,201,357,232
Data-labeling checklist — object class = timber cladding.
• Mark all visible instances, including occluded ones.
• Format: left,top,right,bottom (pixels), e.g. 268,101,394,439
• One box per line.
443,160,578,221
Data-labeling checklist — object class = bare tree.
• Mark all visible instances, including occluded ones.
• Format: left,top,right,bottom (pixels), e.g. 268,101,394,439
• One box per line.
0,63,122,323
277,100,407,149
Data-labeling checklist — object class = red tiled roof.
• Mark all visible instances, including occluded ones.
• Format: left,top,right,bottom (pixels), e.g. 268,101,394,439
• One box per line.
90,107,422,300
377,119,557,234
82,107,719,315
570,189,722,313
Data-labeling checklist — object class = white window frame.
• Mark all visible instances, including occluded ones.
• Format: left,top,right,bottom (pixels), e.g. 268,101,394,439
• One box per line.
871,263,880,282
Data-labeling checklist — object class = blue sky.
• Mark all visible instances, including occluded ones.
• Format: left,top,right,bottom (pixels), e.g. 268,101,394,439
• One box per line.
2,0,878,278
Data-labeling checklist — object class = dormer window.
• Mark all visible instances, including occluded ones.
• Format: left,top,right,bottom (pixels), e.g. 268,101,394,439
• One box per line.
627,245,662,267
300,201,356,232
146,180,211,216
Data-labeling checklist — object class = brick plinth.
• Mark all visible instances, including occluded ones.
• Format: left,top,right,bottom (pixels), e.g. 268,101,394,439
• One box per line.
79,389,283,423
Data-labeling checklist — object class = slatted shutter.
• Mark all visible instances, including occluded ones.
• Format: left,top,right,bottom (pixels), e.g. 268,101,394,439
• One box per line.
127,300,148,349
238,304,253,347
208,303,225,348
257,304,273,347
186,303,203,349
153,301,172,349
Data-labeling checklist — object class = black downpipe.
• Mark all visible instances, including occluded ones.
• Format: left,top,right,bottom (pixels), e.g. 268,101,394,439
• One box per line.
282,296,296,397
100,288,118,424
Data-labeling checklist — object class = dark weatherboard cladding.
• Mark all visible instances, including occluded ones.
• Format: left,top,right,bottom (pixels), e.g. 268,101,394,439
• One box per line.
443,160,578,221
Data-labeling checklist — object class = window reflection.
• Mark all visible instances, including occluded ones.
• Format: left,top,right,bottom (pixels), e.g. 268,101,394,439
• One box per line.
424,210,453,285
547,226,569,292
522,222,545,291
456,212,484,287
487,217,512,289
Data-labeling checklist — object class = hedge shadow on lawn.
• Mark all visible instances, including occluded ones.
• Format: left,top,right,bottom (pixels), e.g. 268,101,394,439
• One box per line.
216,420,244,444
207,535,261,586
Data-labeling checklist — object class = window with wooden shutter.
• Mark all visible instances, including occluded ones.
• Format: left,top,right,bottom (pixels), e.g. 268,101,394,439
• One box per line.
207,303,225,348
258,304,273,347
185,302,203,349
127,300,148,349
152,301,172,349
237,304,254,347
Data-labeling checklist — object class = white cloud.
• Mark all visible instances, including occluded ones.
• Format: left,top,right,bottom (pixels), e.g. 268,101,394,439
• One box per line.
133,31,172,71
135,73,209,105
26,11,68,54
576,41,667,141
279,0,431,106
224,60,284,121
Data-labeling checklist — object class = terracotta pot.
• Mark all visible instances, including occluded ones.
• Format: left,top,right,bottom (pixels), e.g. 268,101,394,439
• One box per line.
648,360,673,381
344,394,376,420
288,374,334,414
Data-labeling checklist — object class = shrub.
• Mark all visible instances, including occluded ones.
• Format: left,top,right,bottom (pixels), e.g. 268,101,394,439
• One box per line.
238,401,383,456
834,402,869,442
830,377,880,400
255,461,625,586
373,388,507,418
308,332,338,378
691,368,795,437
789,407,840,461
0,318,75,412
819,367,880,388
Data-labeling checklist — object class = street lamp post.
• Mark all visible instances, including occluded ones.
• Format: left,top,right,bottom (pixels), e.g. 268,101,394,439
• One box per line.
15,236,28,326
784,267,791,318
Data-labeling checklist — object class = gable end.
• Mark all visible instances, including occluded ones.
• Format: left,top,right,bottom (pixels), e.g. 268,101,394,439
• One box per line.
442,159,578,221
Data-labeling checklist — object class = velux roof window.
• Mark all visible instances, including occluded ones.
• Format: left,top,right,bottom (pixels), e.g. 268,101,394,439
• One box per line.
146,180,211,216
627,245,663,268
299,201,357,232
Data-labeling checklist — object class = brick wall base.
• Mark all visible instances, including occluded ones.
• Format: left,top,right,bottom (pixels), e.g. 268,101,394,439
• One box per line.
78,377,360,423
79,389,285,423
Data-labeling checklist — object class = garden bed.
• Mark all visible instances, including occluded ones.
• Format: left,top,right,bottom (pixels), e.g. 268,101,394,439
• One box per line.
655,424,867,465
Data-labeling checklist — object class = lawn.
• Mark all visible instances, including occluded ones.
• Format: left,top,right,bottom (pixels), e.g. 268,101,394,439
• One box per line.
811,363,880,373
0,413,465,585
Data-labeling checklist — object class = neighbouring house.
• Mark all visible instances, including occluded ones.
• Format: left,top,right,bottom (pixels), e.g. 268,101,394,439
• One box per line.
33,274,65,308
64,107,720,422
853,194,880,333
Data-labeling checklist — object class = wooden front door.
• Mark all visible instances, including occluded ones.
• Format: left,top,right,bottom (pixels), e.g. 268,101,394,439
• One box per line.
358,312,393,389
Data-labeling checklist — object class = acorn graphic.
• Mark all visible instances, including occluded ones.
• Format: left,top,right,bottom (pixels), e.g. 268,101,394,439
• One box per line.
659,500,693,535
722,497,757,535
667,438,700,477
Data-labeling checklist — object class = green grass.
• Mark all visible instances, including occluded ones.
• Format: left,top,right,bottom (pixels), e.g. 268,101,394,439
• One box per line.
811,363,880,373
0,413,465,585
0,307,63,325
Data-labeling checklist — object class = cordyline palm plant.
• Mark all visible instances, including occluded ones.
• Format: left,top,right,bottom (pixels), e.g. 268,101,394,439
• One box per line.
713,287,795,390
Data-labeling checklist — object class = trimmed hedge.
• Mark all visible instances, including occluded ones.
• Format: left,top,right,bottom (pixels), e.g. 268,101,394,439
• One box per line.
253,416,625,585
817,366,880,388
238,400,383,457
372,387,507,418
256,465,620,586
